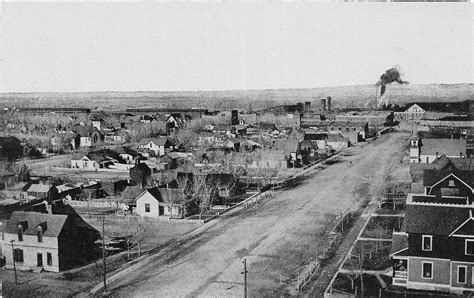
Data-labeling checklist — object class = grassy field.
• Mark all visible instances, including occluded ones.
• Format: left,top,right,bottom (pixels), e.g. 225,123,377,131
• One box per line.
1,83,472,110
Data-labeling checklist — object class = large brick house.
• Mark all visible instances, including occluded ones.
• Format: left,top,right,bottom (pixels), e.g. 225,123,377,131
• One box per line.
2,211,100,272
390,171,474,294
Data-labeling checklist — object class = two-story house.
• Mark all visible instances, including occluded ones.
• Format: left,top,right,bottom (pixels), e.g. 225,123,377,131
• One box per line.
2,211,100,272
390,171,474,294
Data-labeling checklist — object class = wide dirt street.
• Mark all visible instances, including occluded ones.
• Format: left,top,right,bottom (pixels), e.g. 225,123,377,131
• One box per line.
109,131,407,297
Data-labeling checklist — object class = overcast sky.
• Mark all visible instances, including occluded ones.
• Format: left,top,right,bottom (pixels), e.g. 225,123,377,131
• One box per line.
0,2,472,92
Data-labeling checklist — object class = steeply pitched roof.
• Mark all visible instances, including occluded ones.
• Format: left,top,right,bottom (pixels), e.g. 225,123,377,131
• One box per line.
422,170,474,188
404,204,472,235
420,138,466,156
5,211,68,237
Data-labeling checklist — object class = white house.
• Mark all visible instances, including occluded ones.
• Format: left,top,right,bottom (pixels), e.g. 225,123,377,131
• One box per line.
70,154,99,170
135,187,185,219
395,104,426,121
138,138,169,156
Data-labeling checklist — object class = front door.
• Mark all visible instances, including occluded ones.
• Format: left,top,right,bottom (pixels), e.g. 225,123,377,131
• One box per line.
37,253,43,267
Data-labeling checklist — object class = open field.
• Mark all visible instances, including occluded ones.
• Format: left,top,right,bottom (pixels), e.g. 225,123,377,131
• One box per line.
90,130,409,297
1,83,472,110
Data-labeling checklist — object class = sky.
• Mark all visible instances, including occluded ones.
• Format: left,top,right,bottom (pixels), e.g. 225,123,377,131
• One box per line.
0,2,472,92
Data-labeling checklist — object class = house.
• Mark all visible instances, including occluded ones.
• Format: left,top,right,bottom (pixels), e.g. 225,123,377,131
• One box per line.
394,104,426,121
71,151,118,170
2,211,100,272
138,138,172,156
130,163,151,187
70,125,103,149
390,172,474,294
272,139,301,168
413,138,467,164
23,183,58,201
327,134,350,150
240,140,261,153
166,114,184,133
114,146,139,164
134,187,185,219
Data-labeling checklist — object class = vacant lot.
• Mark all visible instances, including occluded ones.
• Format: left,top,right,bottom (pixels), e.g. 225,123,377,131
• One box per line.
98,131,408,297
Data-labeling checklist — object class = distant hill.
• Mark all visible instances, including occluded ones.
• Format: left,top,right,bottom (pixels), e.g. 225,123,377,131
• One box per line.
1,83,472,111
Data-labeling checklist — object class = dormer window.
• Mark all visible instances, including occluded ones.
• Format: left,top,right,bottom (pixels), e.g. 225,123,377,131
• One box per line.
37,226,43,243
17,224,23,242
422,235,432,251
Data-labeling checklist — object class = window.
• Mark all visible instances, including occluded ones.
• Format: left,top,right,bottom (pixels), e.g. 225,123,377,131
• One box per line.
13,248,24,263
422,235,432,251
422,262,433,279
37,226,43,243
47,252,52,266
457,266,467,284
466,239,474,255
17,225,23,242
145,203,150,213
448,179,455,187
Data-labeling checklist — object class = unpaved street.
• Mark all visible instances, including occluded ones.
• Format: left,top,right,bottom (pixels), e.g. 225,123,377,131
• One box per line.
108,132,407,297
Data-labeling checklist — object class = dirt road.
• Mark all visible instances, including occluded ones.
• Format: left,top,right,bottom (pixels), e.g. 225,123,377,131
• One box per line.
107,132,407,297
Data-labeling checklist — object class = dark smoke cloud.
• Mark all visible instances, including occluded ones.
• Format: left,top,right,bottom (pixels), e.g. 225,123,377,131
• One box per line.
376,66,408,97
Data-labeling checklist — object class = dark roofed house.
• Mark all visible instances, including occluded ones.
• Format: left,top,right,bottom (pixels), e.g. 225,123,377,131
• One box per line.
130,163,151,187
390,169,474,293
3,211,100,272
419,138,467,163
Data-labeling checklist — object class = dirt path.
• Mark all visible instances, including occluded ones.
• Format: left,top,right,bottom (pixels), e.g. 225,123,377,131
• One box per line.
106,131,407,297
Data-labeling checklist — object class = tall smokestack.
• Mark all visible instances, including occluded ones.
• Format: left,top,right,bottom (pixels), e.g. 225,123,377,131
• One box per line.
321,98,326,112
327,97,331,111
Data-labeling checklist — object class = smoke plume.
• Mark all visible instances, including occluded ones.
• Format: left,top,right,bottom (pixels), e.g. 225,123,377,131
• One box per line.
376,66,408,97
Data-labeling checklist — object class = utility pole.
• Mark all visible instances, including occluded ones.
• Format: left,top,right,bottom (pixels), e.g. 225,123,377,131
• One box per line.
102,217,107,292
241,258,248,298
359,245,364,298
10,240,17,285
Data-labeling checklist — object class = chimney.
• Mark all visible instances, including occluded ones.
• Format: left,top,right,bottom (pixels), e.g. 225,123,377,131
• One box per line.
321,98,326,112
436,152,438,160
327,97,332,111
46,203,52,214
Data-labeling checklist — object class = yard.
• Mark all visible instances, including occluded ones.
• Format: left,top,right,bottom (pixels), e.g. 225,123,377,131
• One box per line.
330,272,391,297
342,240,392,271
360,216,403,239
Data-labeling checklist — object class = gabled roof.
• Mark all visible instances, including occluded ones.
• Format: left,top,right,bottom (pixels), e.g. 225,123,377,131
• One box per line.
420,138,466,156
5,211,68,237
404,204,472,235
135,187,185,204
423,170,474,189
449,213,474,237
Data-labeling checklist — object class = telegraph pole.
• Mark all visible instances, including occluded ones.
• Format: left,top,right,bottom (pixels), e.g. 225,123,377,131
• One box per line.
10,240,17,285
359,245,364,298
242,258,248,298
102,217,107,292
